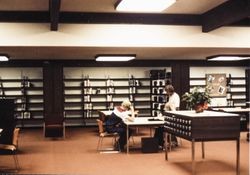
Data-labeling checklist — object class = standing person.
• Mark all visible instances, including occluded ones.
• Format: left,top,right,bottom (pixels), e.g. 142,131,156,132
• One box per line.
105,100,135,151
164,85,180,111
154,84,180,148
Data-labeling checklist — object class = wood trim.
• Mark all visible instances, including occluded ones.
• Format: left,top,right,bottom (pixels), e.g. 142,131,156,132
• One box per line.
0,60,248,67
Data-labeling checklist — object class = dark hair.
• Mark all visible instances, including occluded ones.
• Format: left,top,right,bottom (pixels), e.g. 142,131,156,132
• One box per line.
165,85,174,93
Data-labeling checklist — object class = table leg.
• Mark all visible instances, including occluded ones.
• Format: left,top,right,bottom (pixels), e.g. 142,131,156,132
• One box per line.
169,134,172,152
165,132,168,160
126,125,129,154
192,139,195,175
201,141,205,159
236,138,240,175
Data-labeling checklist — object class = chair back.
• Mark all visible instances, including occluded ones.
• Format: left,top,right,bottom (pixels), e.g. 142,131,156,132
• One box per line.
96,119,105,134
98,111,106,122
12,128,20,147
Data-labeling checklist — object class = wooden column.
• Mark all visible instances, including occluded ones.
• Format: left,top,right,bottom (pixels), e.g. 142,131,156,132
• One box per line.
43,62,64,125
171,62,190,110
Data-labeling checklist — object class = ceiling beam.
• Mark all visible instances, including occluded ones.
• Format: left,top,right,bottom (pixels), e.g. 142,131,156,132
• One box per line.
202,0,250,32
0,11,200,26
231,17,250,27
49,0,61,31
0,11,49,22
60,12,201,25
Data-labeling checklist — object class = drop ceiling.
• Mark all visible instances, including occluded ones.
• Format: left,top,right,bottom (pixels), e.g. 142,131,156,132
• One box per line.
0,0,250,61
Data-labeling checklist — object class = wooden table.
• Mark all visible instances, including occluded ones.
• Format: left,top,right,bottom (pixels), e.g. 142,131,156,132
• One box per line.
163,110,240,175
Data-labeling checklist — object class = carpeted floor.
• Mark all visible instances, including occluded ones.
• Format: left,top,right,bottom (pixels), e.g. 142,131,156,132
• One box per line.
0,127,249,175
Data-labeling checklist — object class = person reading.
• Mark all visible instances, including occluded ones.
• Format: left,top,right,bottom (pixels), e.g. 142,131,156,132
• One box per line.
105,100,135,151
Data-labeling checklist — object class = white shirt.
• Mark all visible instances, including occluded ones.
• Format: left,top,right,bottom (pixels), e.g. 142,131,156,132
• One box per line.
113,106,135,122
113,107,129,121
165,92,180,111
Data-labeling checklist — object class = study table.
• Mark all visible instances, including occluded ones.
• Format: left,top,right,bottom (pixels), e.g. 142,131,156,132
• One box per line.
100,111,163,154
163,110,240,175
124,117,165,154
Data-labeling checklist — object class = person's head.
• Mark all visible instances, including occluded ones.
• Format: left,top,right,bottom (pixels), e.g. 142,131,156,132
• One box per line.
121,100,132,110
165,85,175,96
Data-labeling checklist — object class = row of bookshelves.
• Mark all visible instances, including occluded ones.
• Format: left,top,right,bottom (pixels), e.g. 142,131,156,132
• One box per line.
0,67,248,127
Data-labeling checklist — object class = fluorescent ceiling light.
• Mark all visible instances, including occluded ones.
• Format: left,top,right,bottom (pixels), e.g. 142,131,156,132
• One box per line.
207,55,250,61
0,55,9,61
95,55,135,62
115,0,176,12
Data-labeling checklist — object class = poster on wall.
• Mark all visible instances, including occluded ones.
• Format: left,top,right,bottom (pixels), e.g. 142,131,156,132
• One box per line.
206,73,227,97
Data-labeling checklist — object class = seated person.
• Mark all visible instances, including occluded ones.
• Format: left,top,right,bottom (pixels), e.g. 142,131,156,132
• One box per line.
154,85,180,148
105,100,135,151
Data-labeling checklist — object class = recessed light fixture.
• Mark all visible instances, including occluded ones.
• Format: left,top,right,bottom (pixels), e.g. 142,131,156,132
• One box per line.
95,55,136,62
0,54,9,61
207,55,250,61
115,0,176,12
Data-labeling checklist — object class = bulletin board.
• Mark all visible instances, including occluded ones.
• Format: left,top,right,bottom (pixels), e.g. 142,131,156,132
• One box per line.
206,73,227,97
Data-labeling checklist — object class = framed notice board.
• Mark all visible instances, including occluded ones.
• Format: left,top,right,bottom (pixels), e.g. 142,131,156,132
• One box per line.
206,74,227,97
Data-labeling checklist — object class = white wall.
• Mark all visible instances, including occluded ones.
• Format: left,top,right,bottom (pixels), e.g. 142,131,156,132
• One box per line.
0,68,42,78
190,67,246,77
1,23,250,48
64,67,171,78
0,68,43,96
